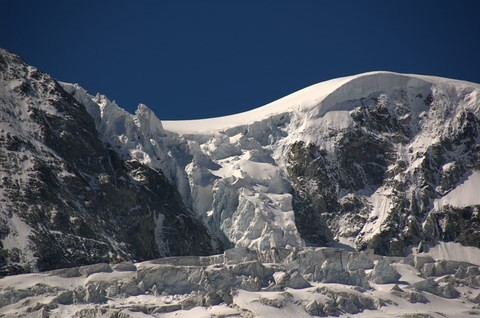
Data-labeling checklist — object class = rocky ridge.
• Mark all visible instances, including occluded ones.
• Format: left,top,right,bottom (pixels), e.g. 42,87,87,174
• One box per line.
0,49,217,275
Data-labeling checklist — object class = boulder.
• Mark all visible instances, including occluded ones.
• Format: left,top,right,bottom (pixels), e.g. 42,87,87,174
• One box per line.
321,299,340,317
369,259,401,284
272,271,311,289
239,275,262,291
117,277,142,296
390,284,428,304
52,290,74,305
347,249,375,271
421,263,436,277
407,291,429,304
439,282,460,299
204,291,224,306
285,271,311,289
337,295,360,314
316,286,376,313
466,266,480,277
85,282,107,304
73,286,86,304
454,266,467,279
463,276,480,288
259,295,286,308
217,290,233,305
414,255,435,270
203,266,240,291
390,284,404,293
304,300,322,316
412,279,439,295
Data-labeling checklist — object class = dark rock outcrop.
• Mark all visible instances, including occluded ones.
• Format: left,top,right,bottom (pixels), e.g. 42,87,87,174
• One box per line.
0,49,218,275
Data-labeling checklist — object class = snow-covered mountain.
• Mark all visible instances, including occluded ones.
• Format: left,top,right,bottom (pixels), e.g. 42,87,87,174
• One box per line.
1,47,480,276
65,67,480,258
1,48,480,317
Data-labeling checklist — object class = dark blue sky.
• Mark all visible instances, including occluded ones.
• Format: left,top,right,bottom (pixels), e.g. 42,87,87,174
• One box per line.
2,1,480,119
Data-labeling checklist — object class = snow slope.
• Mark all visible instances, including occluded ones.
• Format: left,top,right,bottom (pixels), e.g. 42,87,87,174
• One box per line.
161,73,357,134
434,171,480,208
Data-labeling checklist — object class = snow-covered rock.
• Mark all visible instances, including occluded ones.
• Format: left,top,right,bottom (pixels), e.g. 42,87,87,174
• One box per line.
390,284,429,304
272,270,311,289
369,259,401,284
414,255,436,270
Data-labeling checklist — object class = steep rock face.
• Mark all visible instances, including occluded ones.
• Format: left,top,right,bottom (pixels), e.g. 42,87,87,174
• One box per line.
283,80,480,255
0,49,216,275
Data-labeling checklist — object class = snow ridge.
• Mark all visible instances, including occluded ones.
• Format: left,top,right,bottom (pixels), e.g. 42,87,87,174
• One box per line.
162,71,478,134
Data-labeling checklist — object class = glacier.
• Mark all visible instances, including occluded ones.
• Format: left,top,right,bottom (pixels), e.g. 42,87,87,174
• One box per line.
63,71,480,254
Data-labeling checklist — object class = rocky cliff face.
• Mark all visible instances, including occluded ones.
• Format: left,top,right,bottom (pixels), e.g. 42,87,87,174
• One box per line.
285,85,480,255
0,49,217,275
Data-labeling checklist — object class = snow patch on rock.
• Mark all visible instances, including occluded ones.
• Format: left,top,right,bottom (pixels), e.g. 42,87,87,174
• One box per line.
434,171,480,208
